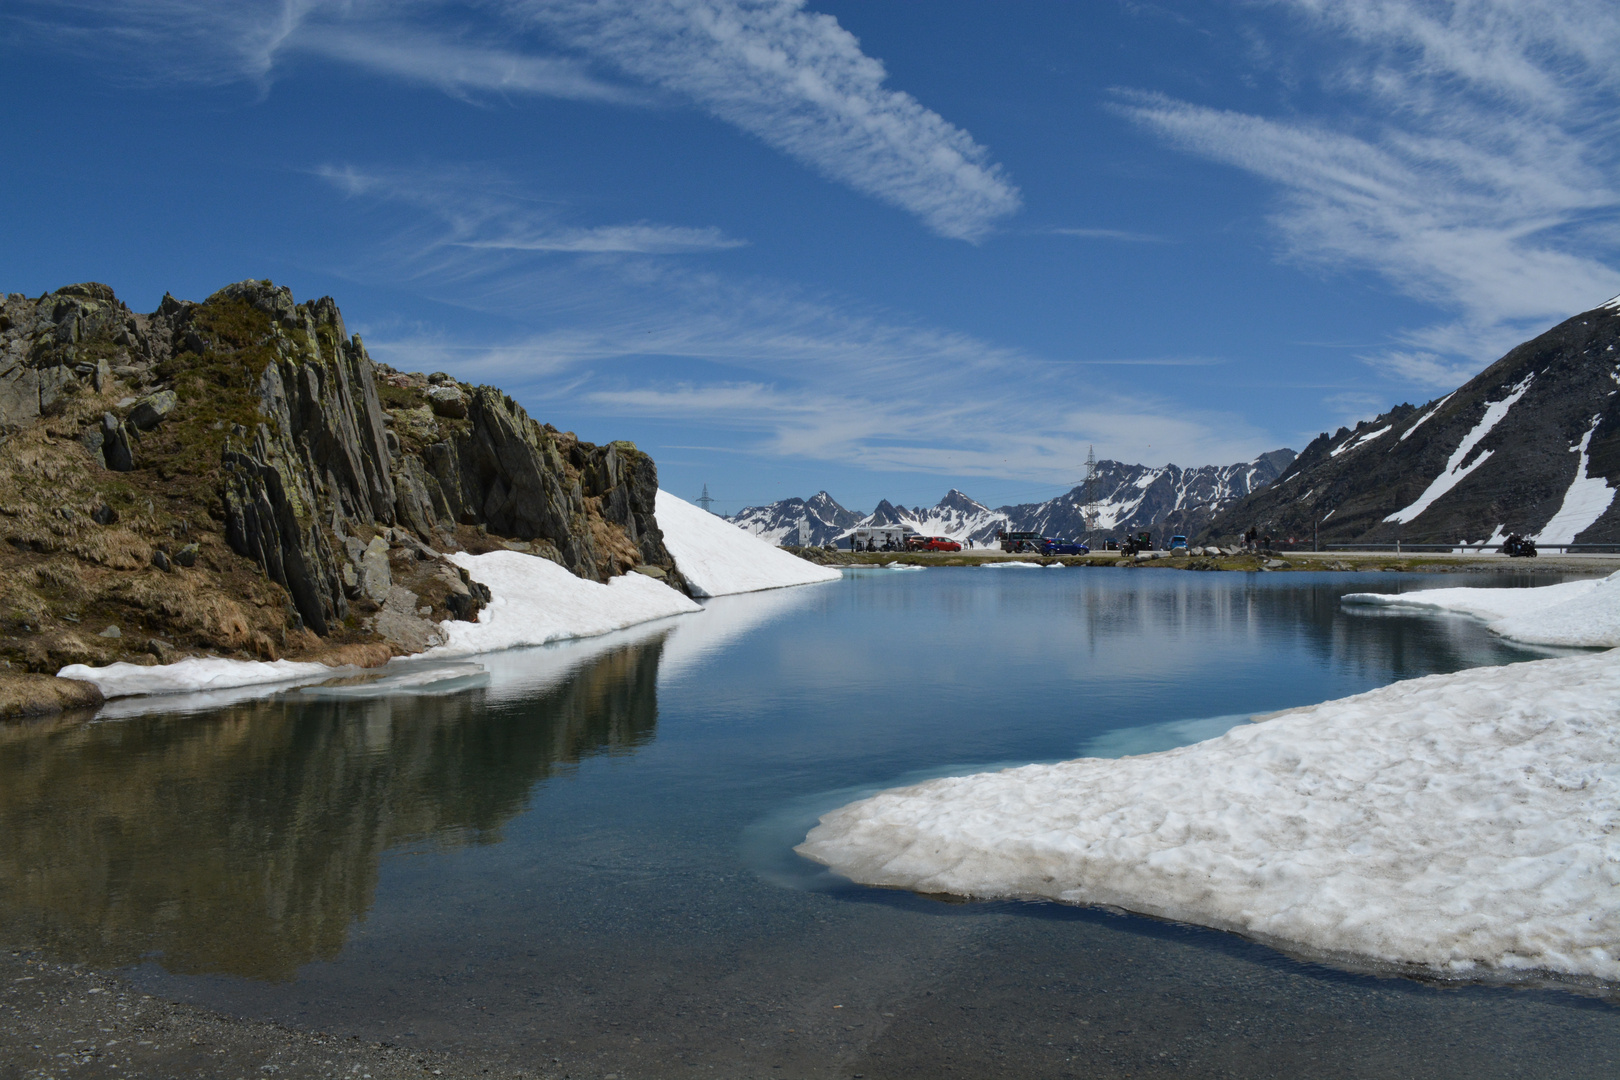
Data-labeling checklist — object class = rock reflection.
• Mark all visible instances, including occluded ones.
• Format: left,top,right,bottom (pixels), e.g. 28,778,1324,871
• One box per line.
0,636,664,981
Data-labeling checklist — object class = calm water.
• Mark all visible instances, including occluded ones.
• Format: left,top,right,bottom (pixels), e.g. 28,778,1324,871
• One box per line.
4,567,1618,1078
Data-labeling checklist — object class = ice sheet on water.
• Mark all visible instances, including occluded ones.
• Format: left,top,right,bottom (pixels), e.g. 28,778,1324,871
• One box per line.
1344,571,1620,647
983,561,1043,568
1079,714,1255,759
798,648,1620,984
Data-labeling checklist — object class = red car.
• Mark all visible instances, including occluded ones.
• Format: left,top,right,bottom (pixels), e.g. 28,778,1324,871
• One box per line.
918,536,962,552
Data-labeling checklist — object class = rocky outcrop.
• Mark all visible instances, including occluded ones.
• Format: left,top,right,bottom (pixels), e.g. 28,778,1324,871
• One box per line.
0,673,104,718
0,280,687,672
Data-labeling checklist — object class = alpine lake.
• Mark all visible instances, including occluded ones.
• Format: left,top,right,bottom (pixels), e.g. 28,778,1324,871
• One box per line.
4,566,1619,1078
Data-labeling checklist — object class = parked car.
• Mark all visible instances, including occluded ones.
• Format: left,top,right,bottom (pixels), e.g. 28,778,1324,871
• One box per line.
1041,538,1090,555
919,536,962,552
997,530,1045,553
1168,535,1188,551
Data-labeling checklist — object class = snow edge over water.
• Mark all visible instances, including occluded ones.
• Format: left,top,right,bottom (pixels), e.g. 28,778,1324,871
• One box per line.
798,648,1620,985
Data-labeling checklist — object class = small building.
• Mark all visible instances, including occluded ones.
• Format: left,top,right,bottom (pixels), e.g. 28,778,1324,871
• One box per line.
848,524,916,551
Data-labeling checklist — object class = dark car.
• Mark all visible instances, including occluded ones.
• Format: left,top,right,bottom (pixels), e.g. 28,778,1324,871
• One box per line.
997,530,1045,553
1041,538,1090,555
920,536,962,552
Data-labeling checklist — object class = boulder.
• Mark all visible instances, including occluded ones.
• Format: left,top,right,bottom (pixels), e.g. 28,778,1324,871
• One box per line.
0,673,104,718
128,389,177,430
426,384,467,419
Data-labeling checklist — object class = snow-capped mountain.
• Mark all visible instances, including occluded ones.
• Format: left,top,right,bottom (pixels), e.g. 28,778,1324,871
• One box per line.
725,453,1294,547
728,490,860,546
1204,295,1620,546
1003,452,1296,541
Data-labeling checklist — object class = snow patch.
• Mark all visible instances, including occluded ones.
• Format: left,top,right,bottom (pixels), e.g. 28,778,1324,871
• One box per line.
57,657,335,700
1344,572,1620,648
432,550,700,656
798,648,1620,984
657,490,842,597
1400,392,1453,441
1329,425,1391,457
982,560,1043,568
1384,376,1534,525
1532,415,1616,545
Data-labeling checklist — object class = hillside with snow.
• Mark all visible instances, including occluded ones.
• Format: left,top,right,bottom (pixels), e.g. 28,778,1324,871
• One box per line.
1205,295,1620,546
728,451,1294,547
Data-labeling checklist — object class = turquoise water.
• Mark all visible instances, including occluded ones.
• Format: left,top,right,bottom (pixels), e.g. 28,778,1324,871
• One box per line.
3,567,1616,1078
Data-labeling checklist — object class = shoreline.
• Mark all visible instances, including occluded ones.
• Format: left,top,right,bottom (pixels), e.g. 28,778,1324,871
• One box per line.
790,546,1620,575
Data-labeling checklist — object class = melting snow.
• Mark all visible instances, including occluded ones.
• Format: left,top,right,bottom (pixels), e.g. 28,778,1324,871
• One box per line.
1344,572,1620,648
1385,376,1535,524
427,550,699,656
657,489,842,596
798,647,1620,984
57,657,337,700
1531,416,1616,545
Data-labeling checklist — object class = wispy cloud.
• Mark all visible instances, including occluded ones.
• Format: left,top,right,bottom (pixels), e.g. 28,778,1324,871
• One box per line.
16,0,1018,240
1047,227,1169,243
1119,0,1620,389
8,0,638,102
328,171,1267,482
311,164,746,256
499,0,1022,241
454,224,747,255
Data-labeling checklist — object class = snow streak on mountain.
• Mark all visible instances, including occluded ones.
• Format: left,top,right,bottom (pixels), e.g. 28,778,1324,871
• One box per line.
1206,296,1620,547
724,452,1295,546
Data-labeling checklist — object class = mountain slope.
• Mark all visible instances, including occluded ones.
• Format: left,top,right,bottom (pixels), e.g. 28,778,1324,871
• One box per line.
1204,296,1620,547
729,451,1295,547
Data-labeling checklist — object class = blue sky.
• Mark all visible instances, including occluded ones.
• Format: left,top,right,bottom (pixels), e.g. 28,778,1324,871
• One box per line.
4,1,1618,514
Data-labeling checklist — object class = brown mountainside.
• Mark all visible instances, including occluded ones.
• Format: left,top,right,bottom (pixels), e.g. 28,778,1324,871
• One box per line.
0,280,683,675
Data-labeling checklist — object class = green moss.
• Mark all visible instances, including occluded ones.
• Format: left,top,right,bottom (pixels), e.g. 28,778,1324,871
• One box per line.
376,382,427,411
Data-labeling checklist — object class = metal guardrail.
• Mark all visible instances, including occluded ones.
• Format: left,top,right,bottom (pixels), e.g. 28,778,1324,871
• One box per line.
1322,542,1620,554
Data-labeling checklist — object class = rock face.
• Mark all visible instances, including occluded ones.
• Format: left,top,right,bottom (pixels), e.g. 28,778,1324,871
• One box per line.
1204,296,1620,547
0,280,686,671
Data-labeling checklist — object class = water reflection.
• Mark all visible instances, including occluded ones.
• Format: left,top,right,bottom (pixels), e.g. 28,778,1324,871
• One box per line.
0,636,665,980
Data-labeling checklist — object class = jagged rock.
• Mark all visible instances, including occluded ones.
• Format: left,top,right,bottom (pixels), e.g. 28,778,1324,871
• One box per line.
100,413,135,471
3,279,690,665
359,536,392,602
0,360,40,429
37,366,77,415
151,549,172,572
128,390,177,430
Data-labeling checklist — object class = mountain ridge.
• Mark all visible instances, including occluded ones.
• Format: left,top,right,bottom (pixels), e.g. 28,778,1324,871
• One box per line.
728,449,1297,547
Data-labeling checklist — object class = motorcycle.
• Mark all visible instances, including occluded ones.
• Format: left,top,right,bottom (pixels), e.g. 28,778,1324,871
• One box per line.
1502,534,1538,558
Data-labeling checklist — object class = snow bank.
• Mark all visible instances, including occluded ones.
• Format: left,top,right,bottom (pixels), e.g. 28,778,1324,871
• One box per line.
57,657,335,699
655,489,842,597
1344,572,1620,647
982,560,1043,568
432,550,700,656
799,649,1620,984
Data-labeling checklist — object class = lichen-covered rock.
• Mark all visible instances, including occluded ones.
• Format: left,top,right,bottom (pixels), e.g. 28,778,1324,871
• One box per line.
128,390,176,430
0,279,688,672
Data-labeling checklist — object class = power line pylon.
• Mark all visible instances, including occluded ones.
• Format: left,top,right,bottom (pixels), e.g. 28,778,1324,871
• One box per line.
1082,446,1099,536
697,484,714,513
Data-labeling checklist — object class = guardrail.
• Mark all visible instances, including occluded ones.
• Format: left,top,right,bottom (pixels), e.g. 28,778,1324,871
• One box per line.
1320,542,1620,554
